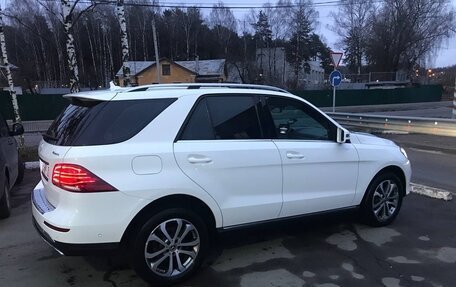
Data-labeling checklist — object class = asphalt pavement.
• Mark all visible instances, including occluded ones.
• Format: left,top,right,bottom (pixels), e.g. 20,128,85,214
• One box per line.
1,165,455,287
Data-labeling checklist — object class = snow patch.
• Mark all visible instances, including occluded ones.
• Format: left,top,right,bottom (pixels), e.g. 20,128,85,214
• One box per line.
325,230,357,251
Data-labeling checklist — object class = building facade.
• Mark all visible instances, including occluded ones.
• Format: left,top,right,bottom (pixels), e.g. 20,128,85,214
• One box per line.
116,58,226,86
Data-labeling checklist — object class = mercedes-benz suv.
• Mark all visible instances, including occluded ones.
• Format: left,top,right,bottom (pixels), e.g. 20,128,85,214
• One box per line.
32,83,411,285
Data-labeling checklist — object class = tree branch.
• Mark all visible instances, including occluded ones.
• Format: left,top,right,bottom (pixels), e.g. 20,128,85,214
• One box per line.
36,0,63,24
73,2,98,24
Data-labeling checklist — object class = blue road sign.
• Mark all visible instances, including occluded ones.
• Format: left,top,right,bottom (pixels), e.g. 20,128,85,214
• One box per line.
329,70,342,87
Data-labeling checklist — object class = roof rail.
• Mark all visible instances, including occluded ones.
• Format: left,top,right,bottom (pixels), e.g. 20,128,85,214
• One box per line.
121,83,290,94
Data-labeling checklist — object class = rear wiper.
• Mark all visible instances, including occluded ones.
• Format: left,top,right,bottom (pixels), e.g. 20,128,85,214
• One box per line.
42,133,58,141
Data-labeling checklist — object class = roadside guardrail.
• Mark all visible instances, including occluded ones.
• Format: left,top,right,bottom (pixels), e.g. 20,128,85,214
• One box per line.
327,112,456,137
8,114,456,137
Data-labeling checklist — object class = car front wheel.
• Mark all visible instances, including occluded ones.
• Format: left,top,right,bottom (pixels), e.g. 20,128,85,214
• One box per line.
129,208,209,286
361,172,404,227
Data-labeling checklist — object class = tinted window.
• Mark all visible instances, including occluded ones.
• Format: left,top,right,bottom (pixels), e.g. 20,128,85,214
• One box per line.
206,96,262,140
0,114,8,137
44,98,176,146
180,99,214,140
266,97,336,141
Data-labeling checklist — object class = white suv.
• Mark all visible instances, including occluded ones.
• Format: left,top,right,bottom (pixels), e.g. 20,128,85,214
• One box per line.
32,83,411,285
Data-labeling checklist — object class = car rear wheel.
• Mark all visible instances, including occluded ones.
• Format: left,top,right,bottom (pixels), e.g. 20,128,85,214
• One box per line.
129,208,209,286
361,172,403,227
0,178,11,219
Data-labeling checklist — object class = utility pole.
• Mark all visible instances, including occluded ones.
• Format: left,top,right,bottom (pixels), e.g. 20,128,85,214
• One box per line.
0,4,23,146
152,12,160,84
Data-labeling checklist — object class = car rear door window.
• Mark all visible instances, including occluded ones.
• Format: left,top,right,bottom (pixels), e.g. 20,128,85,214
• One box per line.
206,96,262,140
45,98,176,146
179,95,263,140
180,98,214,140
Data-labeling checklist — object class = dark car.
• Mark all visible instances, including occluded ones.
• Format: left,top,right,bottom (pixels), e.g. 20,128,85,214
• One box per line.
0,112,24,219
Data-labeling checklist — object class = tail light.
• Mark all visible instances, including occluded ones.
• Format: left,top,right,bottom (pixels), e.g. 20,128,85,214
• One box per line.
52,164,117,192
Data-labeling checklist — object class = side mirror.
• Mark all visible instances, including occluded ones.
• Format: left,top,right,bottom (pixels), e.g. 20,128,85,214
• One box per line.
336,127,350,143
10,123,24,136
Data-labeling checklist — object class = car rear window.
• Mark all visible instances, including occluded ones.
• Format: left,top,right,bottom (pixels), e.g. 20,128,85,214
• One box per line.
44,98,176,146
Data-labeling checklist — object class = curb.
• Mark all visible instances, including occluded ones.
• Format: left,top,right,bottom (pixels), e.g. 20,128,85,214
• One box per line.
411,183,453,201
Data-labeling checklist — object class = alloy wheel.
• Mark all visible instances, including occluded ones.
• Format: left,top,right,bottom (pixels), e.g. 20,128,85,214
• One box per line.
144,218,200,277
372,179,399,222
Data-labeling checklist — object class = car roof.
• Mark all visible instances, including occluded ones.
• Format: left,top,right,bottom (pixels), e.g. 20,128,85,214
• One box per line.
63,83,294,102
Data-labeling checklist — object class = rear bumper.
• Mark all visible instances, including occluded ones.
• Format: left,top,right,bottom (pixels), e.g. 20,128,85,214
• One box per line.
32,216,119,256
31,181,145,254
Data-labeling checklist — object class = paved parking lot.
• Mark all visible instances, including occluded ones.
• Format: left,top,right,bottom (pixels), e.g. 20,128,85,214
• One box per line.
1,170,455,287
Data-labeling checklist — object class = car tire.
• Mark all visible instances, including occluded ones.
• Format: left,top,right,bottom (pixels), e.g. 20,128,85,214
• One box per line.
361,172,403,227
16,160,25,185
0,178,11,219
129,208,209,286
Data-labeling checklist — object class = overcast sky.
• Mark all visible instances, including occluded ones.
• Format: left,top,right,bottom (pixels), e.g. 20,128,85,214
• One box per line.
1,0,455,68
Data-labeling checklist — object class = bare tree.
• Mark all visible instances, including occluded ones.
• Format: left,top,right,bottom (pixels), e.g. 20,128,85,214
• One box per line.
0,4,23,145
365,0,456,72
331,0,374,74
209,1,237,56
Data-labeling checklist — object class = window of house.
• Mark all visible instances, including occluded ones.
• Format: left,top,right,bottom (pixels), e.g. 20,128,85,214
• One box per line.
162,64,171,76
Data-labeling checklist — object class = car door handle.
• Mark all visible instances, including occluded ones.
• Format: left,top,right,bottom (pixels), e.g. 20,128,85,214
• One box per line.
286,151,305,159
7,138,13,145
187,155,212,164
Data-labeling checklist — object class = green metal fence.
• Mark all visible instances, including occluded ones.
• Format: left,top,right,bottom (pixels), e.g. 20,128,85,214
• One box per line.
0,85,443,121
291,85,443,107
0,92,69,121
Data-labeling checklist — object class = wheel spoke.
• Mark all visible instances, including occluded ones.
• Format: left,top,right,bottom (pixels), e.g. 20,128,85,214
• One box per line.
145,247,167,259
178,224,195,244
373,200,383,209
147,234,168,248
173,219,183,241
179,249,197,259
385,204,391,217
386,183,397,198
374,203,383,215
151,253,170,273
175,253,186,272
179,238,200,247
373,190,383,199
165,253,174,276
160,222,173,242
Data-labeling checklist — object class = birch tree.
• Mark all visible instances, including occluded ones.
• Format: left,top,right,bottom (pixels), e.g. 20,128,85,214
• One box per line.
116,0,130,87
61,0,80,93
0,5,23,145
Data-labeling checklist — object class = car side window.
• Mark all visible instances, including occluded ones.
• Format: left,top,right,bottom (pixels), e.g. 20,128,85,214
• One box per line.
266,97,336,141
206,96,262,140
180,98,215,140
0,114,9,137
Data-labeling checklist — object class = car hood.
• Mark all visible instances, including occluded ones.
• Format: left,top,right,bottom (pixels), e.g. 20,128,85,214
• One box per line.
350,132,397,147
